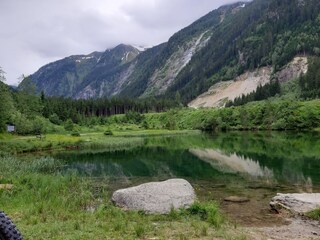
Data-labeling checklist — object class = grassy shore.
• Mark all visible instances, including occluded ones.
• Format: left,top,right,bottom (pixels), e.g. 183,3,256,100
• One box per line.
0,128,200,155
0,155,247,240
0,128,250,239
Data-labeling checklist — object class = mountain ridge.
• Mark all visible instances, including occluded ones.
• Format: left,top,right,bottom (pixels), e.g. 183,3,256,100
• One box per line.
22,0,320,105
24,2,247,99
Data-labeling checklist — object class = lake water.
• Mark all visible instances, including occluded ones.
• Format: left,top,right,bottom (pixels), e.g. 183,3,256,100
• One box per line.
55,131,320,226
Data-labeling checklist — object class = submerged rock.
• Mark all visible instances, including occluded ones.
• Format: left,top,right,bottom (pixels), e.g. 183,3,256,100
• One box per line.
224,196,250,203
111,179,196,214
270,193,320,214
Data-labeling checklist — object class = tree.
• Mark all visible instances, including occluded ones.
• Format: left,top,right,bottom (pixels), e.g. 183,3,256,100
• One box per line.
0,69,15,132
15,75,43,117
0,67,5,83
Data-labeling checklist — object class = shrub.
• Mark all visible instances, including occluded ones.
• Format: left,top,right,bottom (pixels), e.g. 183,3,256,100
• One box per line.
124,111,145,124
49,113,62,125
306,208,320,220
64,119,74,131
71,131,80,137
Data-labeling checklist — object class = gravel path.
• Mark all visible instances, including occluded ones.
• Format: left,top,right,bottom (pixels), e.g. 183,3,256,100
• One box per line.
247,216,320,240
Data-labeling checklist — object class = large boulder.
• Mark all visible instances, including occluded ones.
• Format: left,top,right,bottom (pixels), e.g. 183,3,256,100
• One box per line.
111,179,196,214
270,193,320,214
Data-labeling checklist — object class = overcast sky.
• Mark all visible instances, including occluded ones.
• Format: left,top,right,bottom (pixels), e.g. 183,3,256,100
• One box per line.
0,0,237,85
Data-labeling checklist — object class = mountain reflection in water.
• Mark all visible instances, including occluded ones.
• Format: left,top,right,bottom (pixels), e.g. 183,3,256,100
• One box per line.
56,131,320,192
189,149,274,178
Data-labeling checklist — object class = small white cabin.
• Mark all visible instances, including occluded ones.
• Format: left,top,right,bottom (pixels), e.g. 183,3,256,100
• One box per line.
6,124,15,133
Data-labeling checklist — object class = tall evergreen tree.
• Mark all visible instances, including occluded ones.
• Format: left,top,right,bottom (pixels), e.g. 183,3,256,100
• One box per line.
0,68,15,132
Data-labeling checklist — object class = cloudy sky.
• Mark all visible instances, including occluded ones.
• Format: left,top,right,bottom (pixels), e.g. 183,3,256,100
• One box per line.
0,0,237,85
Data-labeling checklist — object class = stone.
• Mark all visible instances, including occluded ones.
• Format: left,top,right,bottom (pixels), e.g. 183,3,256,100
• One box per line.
224,196,250,203
111,179,196,214
0,184,13,190
270,193,320,214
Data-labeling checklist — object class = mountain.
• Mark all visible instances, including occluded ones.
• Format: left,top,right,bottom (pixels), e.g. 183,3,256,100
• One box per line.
23,0,320,104
26,44,139,98
166,0,320,103
23,2,247,99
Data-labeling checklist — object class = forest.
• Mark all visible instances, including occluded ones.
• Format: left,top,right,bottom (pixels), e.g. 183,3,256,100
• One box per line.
0,67,180,135
2,55,320,135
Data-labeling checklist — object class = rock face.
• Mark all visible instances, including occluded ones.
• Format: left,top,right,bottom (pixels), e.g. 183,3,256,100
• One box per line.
188,66,272,108
111,179,196,214
188,57,308,109
270,193,320,214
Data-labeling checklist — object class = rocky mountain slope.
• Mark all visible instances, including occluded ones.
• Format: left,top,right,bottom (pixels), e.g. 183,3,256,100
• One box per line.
23,0,320,104
27,44,140,98
189,57,308,108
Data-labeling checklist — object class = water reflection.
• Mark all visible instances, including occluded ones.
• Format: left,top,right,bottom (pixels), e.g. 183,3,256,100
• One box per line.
53,131,320,227
56,131,320,187
189,149,273,178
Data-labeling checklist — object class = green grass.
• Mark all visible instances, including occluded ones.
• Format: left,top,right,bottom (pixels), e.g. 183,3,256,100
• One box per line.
306,208,320,221
0,128,198,154
0,155,243,239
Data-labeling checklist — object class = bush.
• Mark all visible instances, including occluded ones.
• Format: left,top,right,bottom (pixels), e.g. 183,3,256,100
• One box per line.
124,111,145,124
71,131,80,137
10,113,50,135
64,119,74,131
32,116,47,134
306,208,320,220
10,112,33,135
49,113,62,125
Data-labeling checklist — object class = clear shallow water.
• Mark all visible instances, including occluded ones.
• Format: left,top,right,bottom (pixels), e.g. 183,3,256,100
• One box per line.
55,131,320,226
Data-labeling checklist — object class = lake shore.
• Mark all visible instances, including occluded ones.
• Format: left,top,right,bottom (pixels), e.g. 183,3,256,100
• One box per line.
1,130,320,239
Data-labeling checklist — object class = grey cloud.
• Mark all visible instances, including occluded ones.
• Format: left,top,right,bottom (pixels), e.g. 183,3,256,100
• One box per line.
0,0,238,85
122,0,237,29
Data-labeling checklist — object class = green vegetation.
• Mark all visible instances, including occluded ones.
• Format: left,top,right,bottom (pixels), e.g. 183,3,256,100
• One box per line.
306,209,320,221
300,57,320,99
1,85,319,155
0,127,199,154
144,99,320,131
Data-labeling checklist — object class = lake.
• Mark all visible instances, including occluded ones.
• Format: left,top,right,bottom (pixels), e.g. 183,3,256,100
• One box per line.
55,131,320,227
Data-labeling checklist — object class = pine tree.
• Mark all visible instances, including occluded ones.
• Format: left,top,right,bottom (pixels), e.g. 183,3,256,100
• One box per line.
0,69,15,132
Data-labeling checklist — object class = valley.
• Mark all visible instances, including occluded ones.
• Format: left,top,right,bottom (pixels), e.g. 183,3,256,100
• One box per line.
1,0,320,239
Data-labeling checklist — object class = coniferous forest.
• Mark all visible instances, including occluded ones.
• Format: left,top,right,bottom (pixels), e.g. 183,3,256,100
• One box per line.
2,57,320,135
0,69,179,134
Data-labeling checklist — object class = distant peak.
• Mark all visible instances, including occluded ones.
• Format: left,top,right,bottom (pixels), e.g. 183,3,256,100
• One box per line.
132,45,153,52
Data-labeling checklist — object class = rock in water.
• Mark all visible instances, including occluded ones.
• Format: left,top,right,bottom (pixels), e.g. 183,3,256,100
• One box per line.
111,179,196,214
224,196,250,203
270,193,320,214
